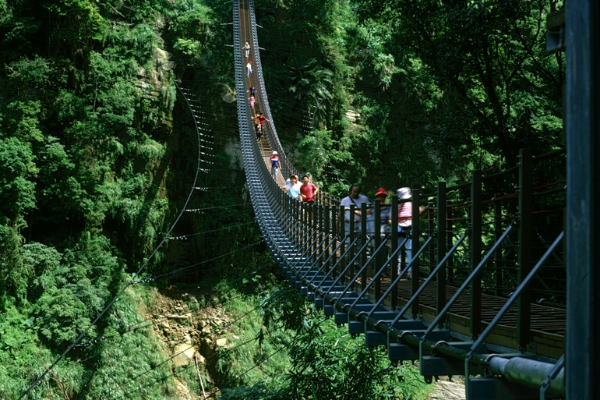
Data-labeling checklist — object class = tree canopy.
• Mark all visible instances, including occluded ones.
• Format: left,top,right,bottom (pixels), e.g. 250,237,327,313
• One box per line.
257,0,564,194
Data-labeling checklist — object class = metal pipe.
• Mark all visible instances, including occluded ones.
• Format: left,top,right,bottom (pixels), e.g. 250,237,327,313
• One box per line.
488,356,565,397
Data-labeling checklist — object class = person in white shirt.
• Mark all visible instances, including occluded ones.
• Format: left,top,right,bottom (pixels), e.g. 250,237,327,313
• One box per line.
283,175,301,199
339,184,372,235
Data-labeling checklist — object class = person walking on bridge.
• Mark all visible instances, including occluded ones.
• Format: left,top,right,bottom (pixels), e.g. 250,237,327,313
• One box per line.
299,175,318,204
397,187,413,278
339,184,372,237
270,151,280,180
246,61,253,78
283,174,301,199
374,187,392,237
244,42,251,58
256,112,269,135
254,114,262,142
374,187,392,266
300,175,319,223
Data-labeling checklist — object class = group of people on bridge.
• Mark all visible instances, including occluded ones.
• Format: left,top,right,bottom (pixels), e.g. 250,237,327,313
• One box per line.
283,174,319,204
283,178,417,277
243,42,272,145
242,41,416,275
339,184,416,277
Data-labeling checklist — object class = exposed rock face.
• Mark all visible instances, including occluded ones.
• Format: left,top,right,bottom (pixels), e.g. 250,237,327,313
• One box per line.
429,378,466,399
142,288,234,395
144,287,471,400
174,379,192,400
137,46,175,98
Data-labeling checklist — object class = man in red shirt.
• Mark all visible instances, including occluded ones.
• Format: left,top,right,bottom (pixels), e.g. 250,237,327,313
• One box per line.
257,112,269,135
299,175,319,204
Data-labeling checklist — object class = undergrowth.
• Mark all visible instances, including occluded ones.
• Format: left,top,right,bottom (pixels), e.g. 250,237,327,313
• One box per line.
189,281,435,400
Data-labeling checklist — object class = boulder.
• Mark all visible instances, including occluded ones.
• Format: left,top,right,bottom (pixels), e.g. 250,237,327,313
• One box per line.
172,344,195,368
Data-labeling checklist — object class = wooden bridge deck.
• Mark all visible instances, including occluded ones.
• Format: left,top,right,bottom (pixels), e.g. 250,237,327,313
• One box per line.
365,278,566,359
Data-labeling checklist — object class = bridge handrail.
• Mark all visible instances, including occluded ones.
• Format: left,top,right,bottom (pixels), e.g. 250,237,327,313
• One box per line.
421,223,516,340
469,230,564,354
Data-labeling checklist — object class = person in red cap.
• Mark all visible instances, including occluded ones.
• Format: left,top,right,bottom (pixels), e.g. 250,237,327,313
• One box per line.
374,187,392,272
375,187,391,231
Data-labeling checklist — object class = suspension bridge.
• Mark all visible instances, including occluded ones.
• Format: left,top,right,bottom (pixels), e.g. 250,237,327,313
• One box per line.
175,1,597,399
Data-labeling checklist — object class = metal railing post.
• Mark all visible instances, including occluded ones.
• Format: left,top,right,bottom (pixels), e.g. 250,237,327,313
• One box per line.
294,199,301,244
411,189,420,316
301,202,309,251
517,148,533,350
391,195,399,309
310,203,316,256
360,202,368,291
437,182,447,318
447,200,454,283
337,205,345,279
374,199,382,300
494,193,504,296
428,201,435,272
349,204,356,283
470,170,482,337
317,203,324,258
323,204,330,271
332,205,338,270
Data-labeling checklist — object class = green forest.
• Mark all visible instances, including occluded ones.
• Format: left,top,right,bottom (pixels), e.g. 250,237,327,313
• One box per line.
0,0,564,398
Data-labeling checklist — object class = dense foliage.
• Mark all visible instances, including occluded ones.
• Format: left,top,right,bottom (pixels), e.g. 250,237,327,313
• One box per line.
218,286,431,399
257,0,564,196
0,0,564,398
0,0,249,398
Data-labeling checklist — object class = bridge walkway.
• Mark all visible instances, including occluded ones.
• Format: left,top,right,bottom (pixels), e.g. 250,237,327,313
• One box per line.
180,0,570,398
